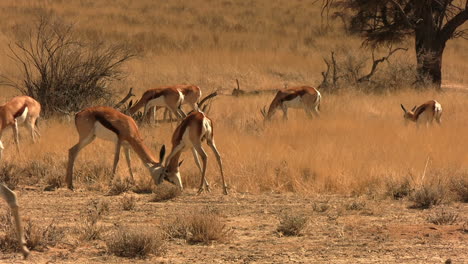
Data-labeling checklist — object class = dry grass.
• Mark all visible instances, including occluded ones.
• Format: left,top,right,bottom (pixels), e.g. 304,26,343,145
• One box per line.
0,212,63,253
106,225,165,258
150,185,181,202
427,208,459,225
277,213,308,237
161,207,231,244
121,195,137,211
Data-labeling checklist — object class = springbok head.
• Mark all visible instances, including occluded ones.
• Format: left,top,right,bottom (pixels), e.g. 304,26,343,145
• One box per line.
400,104,417,123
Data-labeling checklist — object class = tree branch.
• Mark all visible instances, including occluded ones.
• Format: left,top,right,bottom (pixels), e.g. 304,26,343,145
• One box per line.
358,47,408,82
440,6,468,42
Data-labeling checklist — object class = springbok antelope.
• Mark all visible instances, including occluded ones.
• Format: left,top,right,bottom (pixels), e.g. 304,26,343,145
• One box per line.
400,100,442,126
158,85,202,121
66,106,166,190
127,85,201,122
158,111,228,195
0,96,41,161
260,86,321,121
0,183,29,258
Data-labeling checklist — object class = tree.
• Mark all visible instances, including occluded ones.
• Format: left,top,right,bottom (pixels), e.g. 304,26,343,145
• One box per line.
1,13,135,116
325,0,468,88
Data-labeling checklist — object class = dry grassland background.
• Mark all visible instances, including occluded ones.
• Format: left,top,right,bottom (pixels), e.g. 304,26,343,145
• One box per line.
0,0,466,263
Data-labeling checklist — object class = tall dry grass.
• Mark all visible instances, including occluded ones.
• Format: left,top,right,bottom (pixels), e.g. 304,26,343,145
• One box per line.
0,1,466,196
0,89,466,196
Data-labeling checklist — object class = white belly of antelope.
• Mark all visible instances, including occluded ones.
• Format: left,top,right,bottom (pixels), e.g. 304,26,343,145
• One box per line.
283,96,303,108
146,96,168,109
94,122,118,142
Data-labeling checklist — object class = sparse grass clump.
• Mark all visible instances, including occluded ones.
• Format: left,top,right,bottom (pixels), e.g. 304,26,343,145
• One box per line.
161,207,231,244
150,185,181,202
385,177,413,200
0,212,63,252
345,200,366,211
107,179,132,196
106,225,165,258
121,195,136,211
312,202,330,213
410,185,445,209
0,163,19,190
79,199,109,241
427,209,459,225
450,174,468,203
277,213,308,236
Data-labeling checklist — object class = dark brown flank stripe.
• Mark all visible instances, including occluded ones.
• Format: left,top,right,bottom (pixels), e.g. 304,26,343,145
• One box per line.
95,114,120,135
414,105,428,119
13,105,27,118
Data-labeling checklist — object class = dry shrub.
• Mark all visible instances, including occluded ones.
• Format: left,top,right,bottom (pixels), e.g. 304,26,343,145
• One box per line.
132,179,154,194
410,185,446,209
345,200,367,211
107,179,132,196
312,202,330,213
24,218,63,251
385,177,413,200
121,195,136,211
427,209,459,225
277,213,308,236
0,212,63,252
0,163,19,190
0,211,21,252
450,174,468,203
150,185,181,202
161,207,231,244
106,225,165,258
79,199,109,241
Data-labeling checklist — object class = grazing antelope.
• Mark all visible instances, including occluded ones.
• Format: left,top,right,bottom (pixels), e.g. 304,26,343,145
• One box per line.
158,111,228,195
66,106,166,190
260,86,321,121
0,96,41,161
158,84,202,121
400,100,442,127
0,183,29,258
128,85,201,122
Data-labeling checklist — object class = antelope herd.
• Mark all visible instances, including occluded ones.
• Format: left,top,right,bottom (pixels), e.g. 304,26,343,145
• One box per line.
0,84,444,258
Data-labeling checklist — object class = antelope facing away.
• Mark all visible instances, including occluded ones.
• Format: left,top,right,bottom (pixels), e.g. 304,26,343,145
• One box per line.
400,100,442,127
0,96,41,161
66,106,166,190
158,111,228,195
127,85,201,122
261,86,321,121
0,184,29,258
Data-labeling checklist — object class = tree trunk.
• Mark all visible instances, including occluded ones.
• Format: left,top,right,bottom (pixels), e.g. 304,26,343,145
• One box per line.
415,43,444,89
414,6,446,90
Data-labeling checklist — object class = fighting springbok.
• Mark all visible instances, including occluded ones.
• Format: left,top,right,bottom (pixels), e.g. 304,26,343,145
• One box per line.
158,111,228,195
261,86,321,121
0,183,29,258
66,106,166,190
127,85,201,122
400,100,442,127
0,96,41,161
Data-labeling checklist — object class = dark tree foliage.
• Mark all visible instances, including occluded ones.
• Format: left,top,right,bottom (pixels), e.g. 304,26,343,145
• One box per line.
327,0,468,88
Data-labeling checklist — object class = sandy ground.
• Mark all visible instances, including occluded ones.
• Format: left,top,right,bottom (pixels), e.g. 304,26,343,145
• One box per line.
1,187,466,264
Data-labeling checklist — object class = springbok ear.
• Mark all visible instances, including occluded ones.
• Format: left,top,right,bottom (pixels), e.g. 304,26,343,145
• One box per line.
400,104,407,113
159,145,166,162
178,160,184,167
412,105,417,111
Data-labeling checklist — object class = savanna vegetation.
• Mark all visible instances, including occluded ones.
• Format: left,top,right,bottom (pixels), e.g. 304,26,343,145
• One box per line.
0,0,466,263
